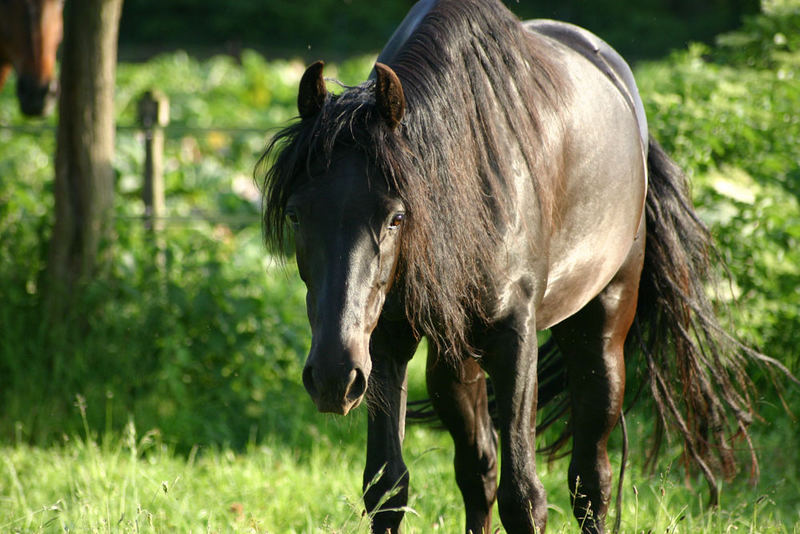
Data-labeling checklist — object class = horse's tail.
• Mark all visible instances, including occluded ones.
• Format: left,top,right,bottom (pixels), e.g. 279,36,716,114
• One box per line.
633,135,768,503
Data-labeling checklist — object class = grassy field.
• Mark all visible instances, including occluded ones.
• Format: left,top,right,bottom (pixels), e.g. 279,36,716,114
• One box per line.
2,365,799,533
1,2,799,532
1,380,799,532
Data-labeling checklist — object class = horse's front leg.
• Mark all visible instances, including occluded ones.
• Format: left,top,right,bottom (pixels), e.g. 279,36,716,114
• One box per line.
483,303,546,533
426,350,497,534
363,317,419,534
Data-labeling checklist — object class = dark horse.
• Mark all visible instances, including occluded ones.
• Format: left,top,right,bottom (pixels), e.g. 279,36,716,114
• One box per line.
0,0,63,116
261,1,764,532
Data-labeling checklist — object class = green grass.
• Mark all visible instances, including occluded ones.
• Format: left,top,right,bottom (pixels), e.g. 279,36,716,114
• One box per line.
2,385,799,533
2,350,799,533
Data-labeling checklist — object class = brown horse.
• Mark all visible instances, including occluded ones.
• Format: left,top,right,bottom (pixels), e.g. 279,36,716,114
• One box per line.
0,0,63,116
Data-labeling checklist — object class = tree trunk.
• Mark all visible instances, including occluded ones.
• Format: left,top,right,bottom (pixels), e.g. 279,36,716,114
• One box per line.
46,0,123,318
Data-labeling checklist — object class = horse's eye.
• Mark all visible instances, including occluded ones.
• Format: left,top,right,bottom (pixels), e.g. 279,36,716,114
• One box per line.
388,213,405,229
286,210,299,227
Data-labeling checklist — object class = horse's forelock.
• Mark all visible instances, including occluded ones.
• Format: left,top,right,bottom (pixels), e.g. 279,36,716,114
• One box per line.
259,83,383,252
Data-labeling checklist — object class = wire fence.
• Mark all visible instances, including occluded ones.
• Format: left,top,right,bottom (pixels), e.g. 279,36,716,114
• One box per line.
2,95,271,230
0,123,269,136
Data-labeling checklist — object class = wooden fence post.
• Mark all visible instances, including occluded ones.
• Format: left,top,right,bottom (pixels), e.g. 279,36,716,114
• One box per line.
137,90,169,236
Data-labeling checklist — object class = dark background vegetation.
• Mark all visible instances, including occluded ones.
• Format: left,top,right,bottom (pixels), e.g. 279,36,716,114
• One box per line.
118,0,759,60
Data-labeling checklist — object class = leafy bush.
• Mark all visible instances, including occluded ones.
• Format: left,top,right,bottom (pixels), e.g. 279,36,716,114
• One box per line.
0,50,376,449
714,0,800,67
635,3,800,375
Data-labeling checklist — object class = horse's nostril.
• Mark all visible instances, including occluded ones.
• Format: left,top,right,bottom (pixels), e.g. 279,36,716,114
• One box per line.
345,368,367,404
17,77,52,117
304,361,367,413
302,365,317,398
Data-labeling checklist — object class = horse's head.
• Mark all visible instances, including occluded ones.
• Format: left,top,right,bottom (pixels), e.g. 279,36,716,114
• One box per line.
0,0,63,116
279,61,407,415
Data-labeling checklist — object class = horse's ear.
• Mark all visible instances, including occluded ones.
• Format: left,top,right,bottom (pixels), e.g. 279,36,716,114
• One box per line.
298,60,327,119
374,62,405,129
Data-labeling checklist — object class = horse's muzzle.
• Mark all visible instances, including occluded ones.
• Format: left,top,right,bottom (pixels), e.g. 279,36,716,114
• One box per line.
17,75,57,117
302,361,368,415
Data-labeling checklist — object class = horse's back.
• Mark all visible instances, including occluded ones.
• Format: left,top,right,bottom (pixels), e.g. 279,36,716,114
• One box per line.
524,19,647,149
521,21,648,329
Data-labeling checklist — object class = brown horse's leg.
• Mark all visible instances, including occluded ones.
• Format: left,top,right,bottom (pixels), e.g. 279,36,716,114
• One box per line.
363,317,419,534
482,305,547,533
550,226,644,534
0,63,11,91
426,351,497,534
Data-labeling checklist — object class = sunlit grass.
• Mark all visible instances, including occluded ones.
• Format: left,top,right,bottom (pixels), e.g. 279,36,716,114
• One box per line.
1,389,798,533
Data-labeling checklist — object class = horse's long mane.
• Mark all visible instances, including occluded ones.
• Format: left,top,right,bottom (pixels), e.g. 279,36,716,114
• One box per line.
261,0,564,357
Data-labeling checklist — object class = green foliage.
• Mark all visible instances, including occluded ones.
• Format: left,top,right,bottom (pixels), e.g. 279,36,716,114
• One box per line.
117,0,760,61
119,0,417,59
0,50,377,449
714,0,800,67
635,5,800,367
1,414,798,532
